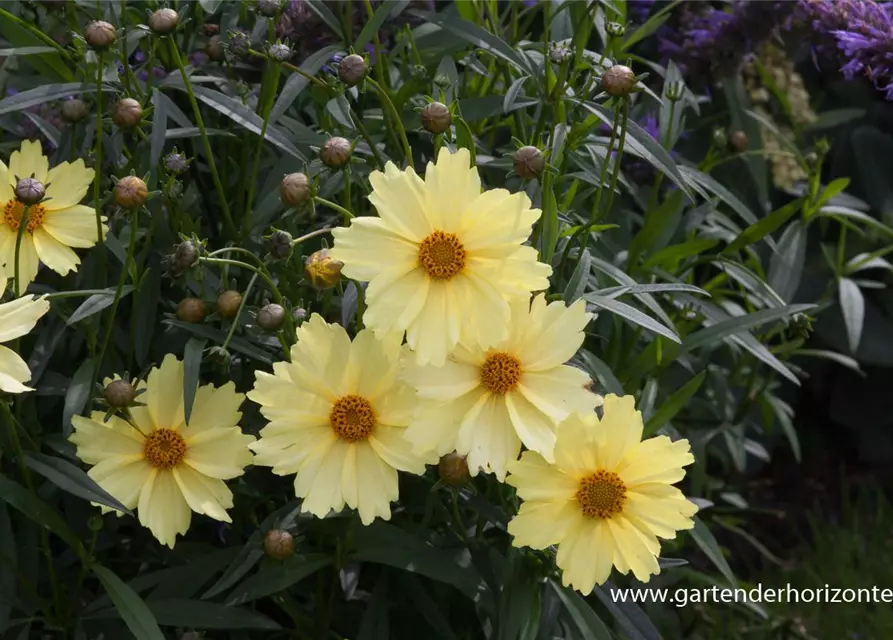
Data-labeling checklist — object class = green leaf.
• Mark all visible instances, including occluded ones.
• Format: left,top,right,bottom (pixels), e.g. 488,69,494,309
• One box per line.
305,0,344,39
593,581,662,640
642,237,718,270
688,517,736,586
682,304,814,352
594,283,708,298
622,10,670,50
183,337,206,426
768,221,807,301
25,452,132,516
551,582,612,640
164,320,273,365
577,350,623,396
66,287,135,326
678,166,760,228
63,357,96,437
722,78,768,211
539,173,559,264
564,248,591,304
804,108,866,131
0,473,83,556
644,371,706,435
503,76,528,114
148,89,168,188
763,394,801,462
0,83,108,116
838,278,864,353
225,554,330,605
814,177,851,210
454,116,477,167
794,348,862,374
357,575,390,640
355,0,406,51
270,45,340,124
0,21,72,81
92,564,165,640
147,599,280,629
724,198,803,254
0,504,16,631
133,269,161,368
818,205,893,238
198,0,224,13
0,46,58,56
584,294,681,343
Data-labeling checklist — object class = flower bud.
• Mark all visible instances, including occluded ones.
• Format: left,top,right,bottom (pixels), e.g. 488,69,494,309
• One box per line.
257,303,286,331
257,0,281,17
338,54,367,87
605,21,626,38
264,528,295,560
217,290,243,319
410,64,428,83
113,176,148,208
269,230,294,259
112,98,143,129
712,128,727,149
305,248,343,290
319,137,352,169
84,20,116,50
206,35,224,62
164,151,189,175
601,64,636,97
204,24,220,36
208,345,231,368
62,98,90,123
729,130,749,153
292,307,307,323
148,8,179,35
549,42,571,64
421,101,451,134
433,72,450,89
104,379,136,408
228,30,250,58
268,43,292,62
176,297,207,323
438,452,470,487
279,173,311,207
87,514,104,532
513,146,545,179
14,178,45,205
173,240,199,271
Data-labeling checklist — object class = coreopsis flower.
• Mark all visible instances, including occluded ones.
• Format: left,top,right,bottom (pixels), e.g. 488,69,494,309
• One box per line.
506,395,698,594
330,147,551,366
248,314,432,525
0,294,50,393
403,295,601,480
0,140,107,295
69,355,254,548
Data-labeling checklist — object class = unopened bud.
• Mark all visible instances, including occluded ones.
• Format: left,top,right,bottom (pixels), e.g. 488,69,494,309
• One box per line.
84,20,116,50
279,173,311,207
208,345,231,368
269,230,294,259
163,151,189,174
263,528,295,560
173,240,198,271
206,35,224,62
104,379,136,408
712,128,727,149
204,24,220,36
410,64,428,83
257,0,281,17
438,453,470,487
148,8,179,35
319,137,352,169
112,98,143,129
421,101,451,134
338,54,367,87
514,146,545,179
62,98,90,123
14,178,45,205
601,65,636,97
113,176,148,208
305,248,343,290
228,30,250,58
268,42,292,62
257,303,286,331
217,290,243,319
729,130,749,153
88,514,104,532
292,307,307,323
605,21,625,38
176,297,207,323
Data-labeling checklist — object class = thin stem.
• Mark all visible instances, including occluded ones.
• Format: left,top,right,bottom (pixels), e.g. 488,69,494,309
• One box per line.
93,51,107,285
0,9,72,59
206,246,267,265
292,227,333,245
342,170,352,226
349,109,385,169
366,77,413,169
244,53,281,237
246,49,329,88
169,40,238,237
13,206,30,296
221,273,258,351
313,196,355,221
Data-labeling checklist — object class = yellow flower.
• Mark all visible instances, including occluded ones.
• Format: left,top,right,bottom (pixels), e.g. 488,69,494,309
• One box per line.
248,314,431,525
69,354,254,548
0,140,107,295
0,294,49,392
404,295,601,480
330,147,551,367
506,395,698,594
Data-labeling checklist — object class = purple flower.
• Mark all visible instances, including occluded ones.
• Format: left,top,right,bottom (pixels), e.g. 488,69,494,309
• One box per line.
628,0,654,24
189,51,209,68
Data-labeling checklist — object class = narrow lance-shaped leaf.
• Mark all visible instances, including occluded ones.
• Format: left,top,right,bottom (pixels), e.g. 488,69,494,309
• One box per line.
183,337,206,425
838,278,865,353
584,293,681,343
644,371,706,435
25,452,132,516
92,564,165,640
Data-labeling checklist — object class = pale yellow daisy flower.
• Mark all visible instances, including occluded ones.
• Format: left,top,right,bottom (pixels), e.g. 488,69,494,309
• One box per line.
506,395,698,594
330,147,551,367
248,314,432,525
404,295,601,480
70,354,255,548
0,294,50,392
0,139,107,295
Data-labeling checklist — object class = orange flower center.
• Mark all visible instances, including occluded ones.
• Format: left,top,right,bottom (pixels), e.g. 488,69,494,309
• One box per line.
479,351,522,394
3,200,46,234
329,395,376,443
418,230,466,280
143,428,188,469
577,470,626,519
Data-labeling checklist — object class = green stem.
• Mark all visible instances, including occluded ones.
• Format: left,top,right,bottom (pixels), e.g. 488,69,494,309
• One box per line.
0,8,72,59
93,51,107,287
349,109,385,169
246,49,329,88
313,196,355,221
292,227,333,246
169,40,237,237
206,246,267,265
12,205,30,296
221,273,257,351
342,170,352,226
366,77,413,169
243,54,281,237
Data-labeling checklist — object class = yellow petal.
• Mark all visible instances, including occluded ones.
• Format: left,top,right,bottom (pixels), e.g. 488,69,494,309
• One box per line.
173,464,232,522
456,392,521,481
183,428,254,479
594,394,643,470
70,414,145,465
44,159,94,210
556,518,613,595
144,353,185,431
181,381,244,437
504,391,557,461
41,204,106,247
32,227,80,276
88,456,151,512
0,344,35,393
8,140,49,184
345,327,400,402
368,161,432,241
356,440,397,524
508,499,580,550
404,393,479,457
330,217,418,283
368,424,430,474
289,314,352,401
452,271,510,352
606,517,661,583
458,188,539,251
0,294,49,342
248,368,331,426
340,443,359,511
0,161,13,202
517,366,599,423
505,450,578,502
624,488,696,539
514,298,591,371
373,384,417,427
251,423,334,475
138,469,191,549
298,439,349,518
402,349,480,402
553,413,600,477
616,435,694,487
422,146,480,230
405,280,452,366
2,234,40,296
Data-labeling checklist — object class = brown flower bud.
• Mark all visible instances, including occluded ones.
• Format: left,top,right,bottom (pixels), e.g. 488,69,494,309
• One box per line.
217,290,243,319
176,297,207,323
206,35,224,62
514,146,545,179
104,379,136,408
601,64,636,97
305,248,343,290
421,101,451,134
263,528,294,560
113,176,148,208
14,178,45,205
257,303,286,331
62,98,90,123
279,173,311,207
319,137,352,169
204,24,220,36
338,54,367,87
112,98,143,129
256,0,281,17
729,130,749,153
148,8,179,35
172,240,198,271
84,20,116,50
438,452,470,487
